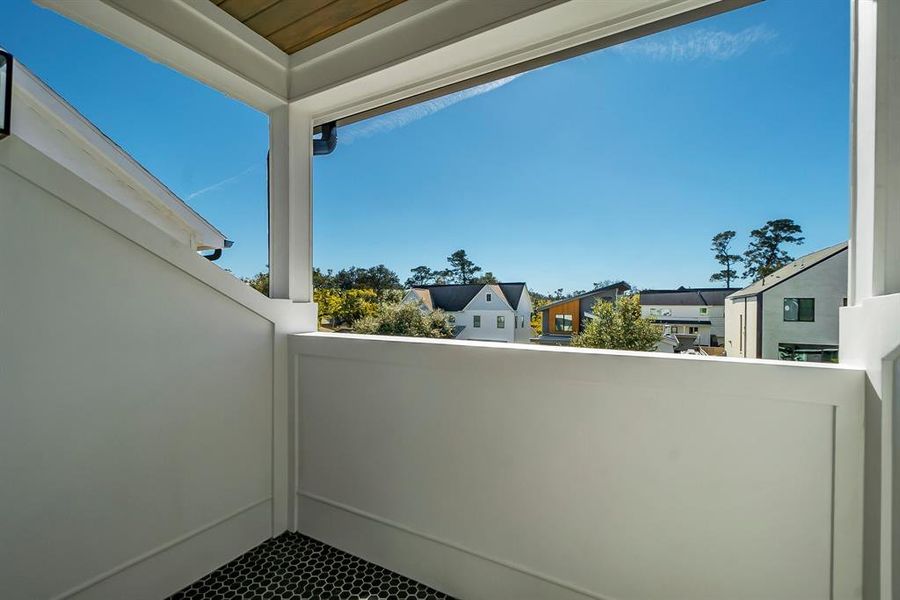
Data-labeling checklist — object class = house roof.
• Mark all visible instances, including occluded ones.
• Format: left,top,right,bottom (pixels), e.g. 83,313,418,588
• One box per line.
537,282,631,313
409,288,433,311
498,283,526,309
728,242,848,299
10,58,228,250
640,287,740,306
410,282,527,312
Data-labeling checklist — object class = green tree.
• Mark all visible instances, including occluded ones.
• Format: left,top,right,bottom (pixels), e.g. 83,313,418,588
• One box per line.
313,287,343,328
530,296,550,334
334,289,379,325
313,267,335,289
332,265,400,292
476,271,499,284
709,230,742,287
447,249,482,284
743,219,804,280
406,265,436,287
354,302,454,338
242,271,269,296
571,294,662,352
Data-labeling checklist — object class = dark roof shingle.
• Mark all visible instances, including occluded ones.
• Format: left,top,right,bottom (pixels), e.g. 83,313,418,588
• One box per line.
411,282,527,312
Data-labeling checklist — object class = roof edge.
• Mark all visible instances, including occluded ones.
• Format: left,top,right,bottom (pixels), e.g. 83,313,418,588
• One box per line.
727,243,848,299
10,57,228,250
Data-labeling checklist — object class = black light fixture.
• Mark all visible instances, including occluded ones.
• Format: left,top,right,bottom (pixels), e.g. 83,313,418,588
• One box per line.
0,50,11,139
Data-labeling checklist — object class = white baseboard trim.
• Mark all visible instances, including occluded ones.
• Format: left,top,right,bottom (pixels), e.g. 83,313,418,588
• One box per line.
58,498,272,600
296,491,613,600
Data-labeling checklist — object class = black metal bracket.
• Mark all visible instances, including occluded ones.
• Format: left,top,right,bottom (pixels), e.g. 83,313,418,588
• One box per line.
0,50,13,139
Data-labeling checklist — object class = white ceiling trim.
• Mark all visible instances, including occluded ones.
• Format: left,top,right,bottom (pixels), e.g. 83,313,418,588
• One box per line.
36,0,290,111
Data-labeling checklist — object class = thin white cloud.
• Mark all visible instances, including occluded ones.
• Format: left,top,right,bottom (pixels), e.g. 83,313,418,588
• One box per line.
615,25,776,62
188,163,260,200
342,74,523,144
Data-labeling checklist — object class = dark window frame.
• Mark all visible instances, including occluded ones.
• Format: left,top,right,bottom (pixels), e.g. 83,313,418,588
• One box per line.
783,298,815,322
554,314,573,333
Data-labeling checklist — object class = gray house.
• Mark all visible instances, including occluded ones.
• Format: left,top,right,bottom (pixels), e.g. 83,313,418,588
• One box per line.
724,242,848,361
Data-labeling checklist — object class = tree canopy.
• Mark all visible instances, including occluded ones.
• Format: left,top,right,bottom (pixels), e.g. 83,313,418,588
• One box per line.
742,218,804,280
354,302,454,338
709,230,742,287
404,250,496,286
571,294,661,352
315,265,400,292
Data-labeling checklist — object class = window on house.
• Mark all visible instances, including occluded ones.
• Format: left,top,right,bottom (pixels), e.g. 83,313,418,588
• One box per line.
554,314,573,332
671,326,680,334
486,293,492,302
497,315,505,328
784,298,815,322
699,307,708,315
473,315,481,328
778,343,839,363
689,326,699,334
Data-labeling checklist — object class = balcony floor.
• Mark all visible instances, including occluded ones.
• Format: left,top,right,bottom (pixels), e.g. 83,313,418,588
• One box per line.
167,532,455,600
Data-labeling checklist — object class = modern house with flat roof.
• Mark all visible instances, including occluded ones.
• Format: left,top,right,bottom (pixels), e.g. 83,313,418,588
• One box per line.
640,287,740,349
531,282,630,345
403,282,532,343
724,242,848,361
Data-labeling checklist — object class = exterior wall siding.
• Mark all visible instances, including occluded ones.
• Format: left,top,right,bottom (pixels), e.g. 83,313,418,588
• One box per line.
725,296,759,358
547,298,581,335
0,163,279,600
760,251,848,359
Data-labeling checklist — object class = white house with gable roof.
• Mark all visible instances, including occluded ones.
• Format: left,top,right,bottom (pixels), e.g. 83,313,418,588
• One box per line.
403,282,532,343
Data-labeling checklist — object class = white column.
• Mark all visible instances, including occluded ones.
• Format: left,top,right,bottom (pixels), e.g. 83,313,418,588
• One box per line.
268,103,316,535
847,2,900,598
268,103,313,302
852,0,900,304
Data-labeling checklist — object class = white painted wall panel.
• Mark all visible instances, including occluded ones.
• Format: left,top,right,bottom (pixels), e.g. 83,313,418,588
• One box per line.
293,333,864,600
0,165,274,599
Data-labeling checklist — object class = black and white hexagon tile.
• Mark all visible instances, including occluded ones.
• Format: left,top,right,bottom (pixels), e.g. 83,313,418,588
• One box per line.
167,532,456,600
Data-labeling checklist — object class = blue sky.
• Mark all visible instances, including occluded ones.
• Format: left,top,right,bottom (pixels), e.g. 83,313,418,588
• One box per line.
1,0,849,293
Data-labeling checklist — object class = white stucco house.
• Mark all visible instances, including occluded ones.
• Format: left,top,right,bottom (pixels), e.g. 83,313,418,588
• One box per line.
403,283,532,343
725,242,848,361
640,287,739,349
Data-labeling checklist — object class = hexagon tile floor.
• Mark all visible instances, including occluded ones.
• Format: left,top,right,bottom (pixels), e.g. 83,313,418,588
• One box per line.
167,532,456,600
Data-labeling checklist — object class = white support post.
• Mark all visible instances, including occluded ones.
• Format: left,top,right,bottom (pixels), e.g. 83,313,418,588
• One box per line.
268,104,314,302
852,0,900,305
847,1,900,598
268,103,316,536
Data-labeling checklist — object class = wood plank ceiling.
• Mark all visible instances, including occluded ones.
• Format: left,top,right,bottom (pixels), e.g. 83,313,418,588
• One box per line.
212,0,408,54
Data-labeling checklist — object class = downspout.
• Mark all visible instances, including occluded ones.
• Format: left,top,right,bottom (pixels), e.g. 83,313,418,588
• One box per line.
313,122,337,155
203,239,233,262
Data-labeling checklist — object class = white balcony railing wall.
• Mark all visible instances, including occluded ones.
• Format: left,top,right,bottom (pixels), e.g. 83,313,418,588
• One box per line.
292,333,863,600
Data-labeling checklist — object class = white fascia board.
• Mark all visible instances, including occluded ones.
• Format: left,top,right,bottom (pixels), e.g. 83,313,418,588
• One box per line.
10,60,227,250
36,0,289,112
289,0,734,123
461,284,514,312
